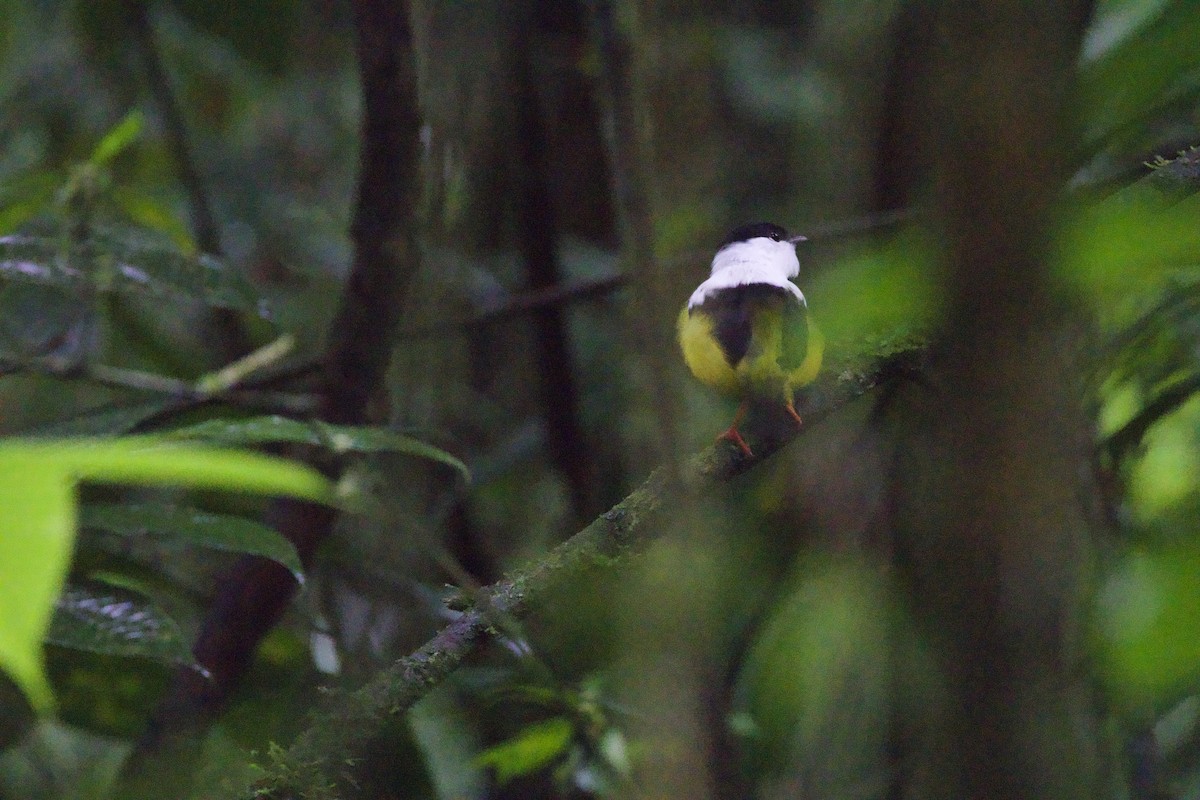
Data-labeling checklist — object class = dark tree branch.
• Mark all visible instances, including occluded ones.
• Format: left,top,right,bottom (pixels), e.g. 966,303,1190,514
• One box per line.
803,207,919,241
120,0,423,788
321,0,422,424
513,21,597,520
463,273,625,328
243,345,923,799
1105,373,1200,461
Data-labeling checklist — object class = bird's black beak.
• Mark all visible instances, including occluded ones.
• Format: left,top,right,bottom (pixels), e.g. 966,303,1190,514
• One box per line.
788,234,808,244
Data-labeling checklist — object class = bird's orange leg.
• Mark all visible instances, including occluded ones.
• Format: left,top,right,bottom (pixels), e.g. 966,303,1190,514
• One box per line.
716,402,753,457
785,399,803,426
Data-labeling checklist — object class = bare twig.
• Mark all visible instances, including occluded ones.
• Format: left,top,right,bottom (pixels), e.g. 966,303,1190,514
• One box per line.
0,354,317,415
802,207,920,241
194,335,296,393
0,335,319,417
394,205,918,342
1104,373,1200,461
467,273,625,327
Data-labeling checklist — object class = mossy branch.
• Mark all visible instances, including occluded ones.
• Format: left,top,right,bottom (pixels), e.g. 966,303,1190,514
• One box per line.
241,343,926,800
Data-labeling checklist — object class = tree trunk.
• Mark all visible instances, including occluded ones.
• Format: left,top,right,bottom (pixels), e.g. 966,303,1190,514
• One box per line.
890,2,1103,798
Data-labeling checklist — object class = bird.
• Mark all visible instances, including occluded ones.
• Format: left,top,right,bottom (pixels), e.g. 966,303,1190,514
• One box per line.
677,222,823,456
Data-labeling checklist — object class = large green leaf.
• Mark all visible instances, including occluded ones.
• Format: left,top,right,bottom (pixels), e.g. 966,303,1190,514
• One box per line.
81,502,304,581
1079,0,1200,152
1055,194,1200,314
0,437,332,713
0,229,258,311
47,583,194,668
165,416,470,481
0,460,75,712
1097,545,1200,714
475,717,574,785
806,230,938,348
43,437,333,498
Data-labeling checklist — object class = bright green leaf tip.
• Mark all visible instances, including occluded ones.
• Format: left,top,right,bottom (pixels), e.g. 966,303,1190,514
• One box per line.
89,109,146,167
0,649,54,714
0,436,334,716
0,437,333,503
475,717,573,784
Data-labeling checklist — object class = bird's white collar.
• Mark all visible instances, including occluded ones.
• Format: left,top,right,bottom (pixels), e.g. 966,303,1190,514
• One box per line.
687,237,805,309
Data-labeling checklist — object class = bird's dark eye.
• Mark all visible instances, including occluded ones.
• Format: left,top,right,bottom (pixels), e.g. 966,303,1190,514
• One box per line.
769,232,781,241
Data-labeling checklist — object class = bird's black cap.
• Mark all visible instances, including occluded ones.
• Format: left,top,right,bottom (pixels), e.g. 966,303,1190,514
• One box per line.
719,222,791,249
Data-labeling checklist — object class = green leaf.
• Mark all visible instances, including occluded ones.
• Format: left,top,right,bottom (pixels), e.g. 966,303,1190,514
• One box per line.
475,717,574,785
163,415,325,447
1055,195,1200,314
88,227,259,311
310,421,470,481
0,235,81,290
1126,396,1200,522
1079,0,1200,151
47,583,194,669
165,416,470,481
1097,545,1200,714
52,438,333,500
0,230,259,312
0,462,75,712
807,231,938,349
112,187,198,254
0,437,332,713
23,400,175,437
89,110,145,167
81,502,304,582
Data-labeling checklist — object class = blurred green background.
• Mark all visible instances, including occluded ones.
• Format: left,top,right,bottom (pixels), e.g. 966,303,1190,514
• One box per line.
0,0,1199,798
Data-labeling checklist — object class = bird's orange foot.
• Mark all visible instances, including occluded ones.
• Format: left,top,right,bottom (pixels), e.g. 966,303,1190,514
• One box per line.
717,425,754,457
785,401,803,426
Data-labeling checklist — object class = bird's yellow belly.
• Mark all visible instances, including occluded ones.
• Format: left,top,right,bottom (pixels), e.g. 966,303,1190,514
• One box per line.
677,305,824,401
677,307,741,395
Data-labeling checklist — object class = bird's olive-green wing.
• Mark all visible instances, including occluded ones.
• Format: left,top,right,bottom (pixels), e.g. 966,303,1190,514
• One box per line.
781,294,823,388
779,294,810,371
